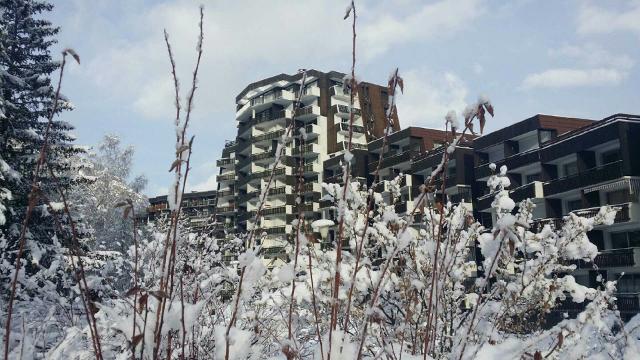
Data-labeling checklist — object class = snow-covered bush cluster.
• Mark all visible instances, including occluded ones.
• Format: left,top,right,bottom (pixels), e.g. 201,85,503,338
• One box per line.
3,1,640,359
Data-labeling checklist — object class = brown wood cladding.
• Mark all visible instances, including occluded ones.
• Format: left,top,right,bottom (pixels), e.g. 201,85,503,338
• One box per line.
537,115,594,136
357,83,400,141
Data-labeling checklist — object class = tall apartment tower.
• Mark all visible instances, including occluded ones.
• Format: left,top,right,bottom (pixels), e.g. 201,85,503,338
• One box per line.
215,70,399,267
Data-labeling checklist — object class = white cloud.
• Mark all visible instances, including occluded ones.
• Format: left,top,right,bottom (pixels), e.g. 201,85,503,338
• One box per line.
577,1,640,36
396,68,469,128
548,44,634,70
360,0,483,60
522,43,633,90
188,173,217,192
521,68,625,89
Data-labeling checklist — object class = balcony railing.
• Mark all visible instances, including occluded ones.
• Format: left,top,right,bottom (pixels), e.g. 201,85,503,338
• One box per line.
217,158,234,167
530,217,563,232
251,129,285,143
263,227,287,235
337,122,365,134
336,141,367,151
576,247,637,269
544,161,624,196
571,203,630,224
332,104,361,117
217,173,236,182
369,150,417,170
251,167,286,180
261,245,286,258
253,109,290,127
216,205,235,213
250,89,294,106
292,143,318,155
251,151,273,162
295,105,320,118
475,150,540,179
262,206,287,216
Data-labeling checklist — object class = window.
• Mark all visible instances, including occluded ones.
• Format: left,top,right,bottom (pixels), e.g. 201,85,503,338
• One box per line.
563,162,578,177
539,130,555,144
607,189,629,205
567,199,583,212
525,173,541,183
611,231,640,249
601,149,620,165
433,141,443,149
616,273,640,293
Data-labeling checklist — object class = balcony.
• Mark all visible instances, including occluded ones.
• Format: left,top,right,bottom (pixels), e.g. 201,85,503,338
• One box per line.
570,203,631,225
251,129,285,144
217,173,236,183
294,162,321,175
544,161,624,196
250,167,286,182
217,189,234,199
575,247,638,269
530,217,563,232
302,124,321,140
329,85,354,101
510,181,544,203
368,150,416,171
337,122,365,136
336,141,367,152
475,150,540,179
251,151,274,162
261,245,286,258
250,89,295,107
295,105,321,120
263,226,287,235
216,205,235,214
217,158,235,168
261,206,287,217
332,104,361,120
292,143,320,156
253,110,292,130
302,182,322,193
300,86,320,101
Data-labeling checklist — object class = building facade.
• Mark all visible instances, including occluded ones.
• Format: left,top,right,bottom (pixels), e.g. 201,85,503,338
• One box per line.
473,113,640,319
215,70,400,267
146,190,218,232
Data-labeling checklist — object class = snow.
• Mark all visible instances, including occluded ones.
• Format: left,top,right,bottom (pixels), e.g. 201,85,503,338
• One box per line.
311,219,335,231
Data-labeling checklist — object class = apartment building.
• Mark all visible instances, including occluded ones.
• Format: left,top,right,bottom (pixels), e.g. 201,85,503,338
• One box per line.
146,190,218,232
215,70,399,267
473,113,640,319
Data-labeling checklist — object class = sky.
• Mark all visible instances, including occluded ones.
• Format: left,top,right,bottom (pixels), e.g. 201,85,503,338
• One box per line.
49,0,640,197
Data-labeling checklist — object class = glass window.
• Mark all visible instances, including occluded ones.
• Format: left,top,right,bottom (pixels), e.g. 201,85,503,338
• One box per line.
629,231,640,248
617,273,640,293
611,232,628,249
563,162,578,177
567,199,583,212
539,130,555,144
601,149,620,165
607,189,628,205
525,173,541,183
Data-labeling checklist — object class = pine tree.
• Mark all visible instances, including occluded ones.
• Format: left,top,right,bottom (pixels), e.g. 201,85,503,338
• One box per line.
0,0,81,281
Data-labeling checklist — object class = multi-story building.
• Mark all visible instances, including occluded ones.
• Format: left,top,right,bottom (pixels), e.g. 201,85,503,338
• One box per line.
473,113,640,319
146,190,218,232
215,70,399,267
365,127,476,218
